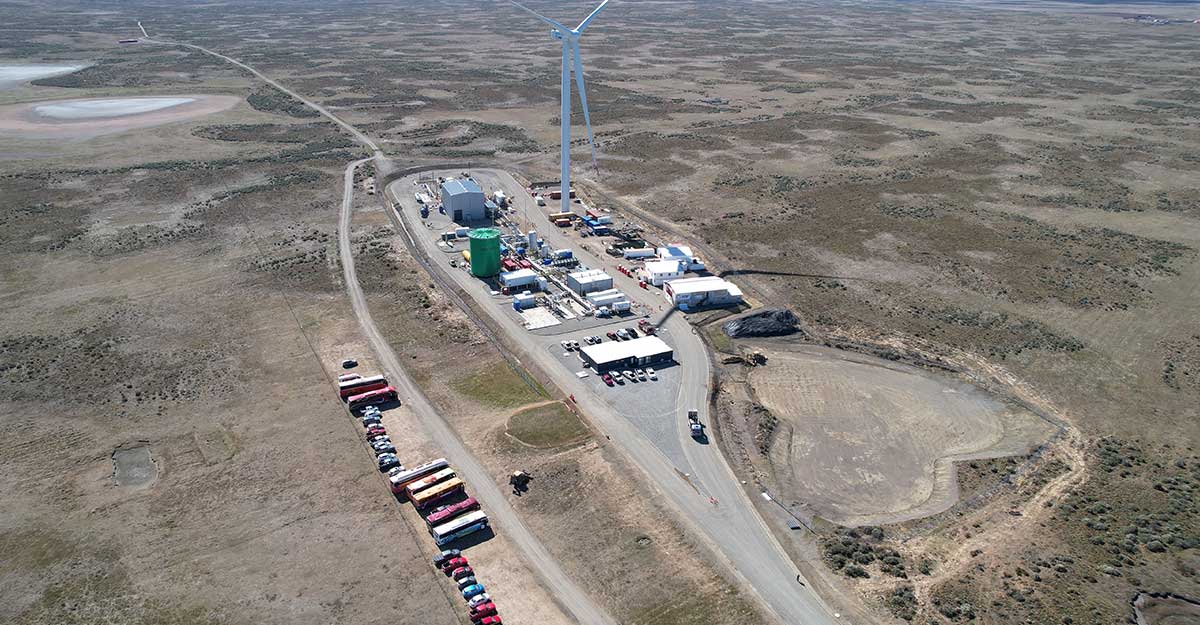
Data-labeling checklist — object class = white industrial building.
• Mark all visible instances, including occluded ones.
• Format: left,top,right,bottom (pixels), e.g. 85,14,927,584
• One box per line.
512,291,537,310
663,276,743,310
639,259,685,286
657,244,705,272
580,336,674,371
441,178,485,222
499,268,540,289
566,269,613,295
586,288,630,310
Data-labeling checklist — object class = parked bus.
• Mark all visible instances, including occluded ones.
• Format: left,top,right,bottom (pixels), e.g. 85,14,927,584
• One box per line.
347,386,397,412
339,374,387,400
430,510,489,546
404,467,456,500
412,478,465,510
389,458,450,495
425,497,480,527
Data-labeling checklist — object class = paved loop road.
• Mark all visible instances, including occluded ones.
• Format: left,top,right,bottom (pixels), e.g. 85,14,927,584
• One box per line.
144,32,618,625
148,31,839,625
336,162,618,625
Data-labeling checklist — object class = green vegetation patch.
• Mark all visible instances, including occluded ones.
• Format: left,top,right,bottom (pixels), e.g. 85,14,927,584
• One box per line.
247,86,320,118
506,402,590,448
450,366,546,408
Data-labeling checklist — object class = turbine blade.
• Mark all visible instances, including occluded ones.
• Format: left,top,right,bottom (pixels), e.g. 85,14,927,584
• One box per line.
575,0,609,32
572,40,599,172
508,0,570,33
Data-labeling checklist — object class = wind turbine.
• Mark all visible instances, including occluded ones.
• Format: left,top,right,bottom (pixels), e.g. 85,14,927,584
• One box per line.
509,0,606,213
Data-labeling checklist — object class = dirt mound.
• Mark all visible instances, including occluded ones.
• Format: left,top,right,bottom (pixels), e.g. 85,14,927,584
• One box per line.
723,308,800,338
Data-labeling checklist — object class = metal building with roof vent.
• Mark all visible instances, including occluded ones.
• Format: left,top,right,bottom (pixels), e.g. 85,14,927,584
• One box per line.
441,178,485,222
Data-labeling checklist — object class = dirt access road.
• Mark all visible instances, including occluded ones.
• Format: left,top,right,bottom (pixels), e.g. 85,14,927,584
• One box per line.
154,30,835,625
146,32,616,625
387,169,839,625
339,160,616,625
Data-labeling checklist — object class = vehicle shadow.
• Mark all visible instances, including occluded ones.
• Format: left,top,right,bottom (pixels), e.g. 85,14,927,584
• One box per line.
449,526,496,550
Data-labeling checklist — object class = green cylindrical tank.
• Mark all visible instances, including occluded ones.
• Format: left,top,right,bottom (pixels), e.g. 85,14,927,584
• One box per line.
468,228,501,278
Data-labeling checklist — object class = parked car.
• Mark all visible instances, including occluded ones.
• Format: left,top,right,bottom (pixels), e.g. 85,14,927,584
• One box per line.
341,358,358,369
338,373,361,382
440,556,468,572
470,602,497,619
636,369,647,381
478,617,502,625
606,331,618,340
361,405,381,417
626,327,639,338
615,329,630,340
613,373,625,385
467,593,492,608
377,454,399,472
373,443,396,456
450,566,474,581
570,340,580,350
601,373,614,387
560,340,572,351
361,415,382,427
646,367,657,380
387,465,406,478
432,549,461,567
622,370,636,382
461,584,486,600
456,576,478,591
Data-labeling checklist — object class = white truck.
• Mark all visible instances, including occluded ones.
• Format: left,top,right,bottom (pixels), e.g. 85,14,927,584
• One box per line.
688,410,703,439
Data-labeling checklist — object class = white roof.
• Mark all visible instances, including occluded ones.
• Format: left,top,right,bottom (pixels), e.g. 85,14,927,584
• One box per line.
500,268,538,281
568,269,611,283
644,259,684,274
657,244,694,259
580,336,672,365
665,276,742,296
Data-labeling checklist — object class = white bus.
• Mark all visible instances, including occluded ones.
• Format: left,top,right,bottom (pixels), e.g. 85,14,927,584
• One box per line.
430,510,489,546
404,468,457,500
389,458,449,495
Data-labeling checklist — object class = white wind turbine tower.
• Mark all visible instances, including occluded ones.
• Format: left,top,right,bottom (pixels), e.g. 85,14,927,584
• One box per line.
509,0,607,213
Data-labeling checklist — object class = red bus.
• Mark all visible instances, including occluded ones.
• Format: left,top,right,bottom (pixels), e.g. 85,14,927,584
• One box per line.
347,386,397,412
339,374,387,400
425,497,480,527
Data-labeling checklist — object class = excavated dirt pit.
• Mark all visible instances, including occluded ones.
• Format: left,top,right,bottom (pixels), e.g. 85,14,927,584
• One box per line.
745,342,1056,526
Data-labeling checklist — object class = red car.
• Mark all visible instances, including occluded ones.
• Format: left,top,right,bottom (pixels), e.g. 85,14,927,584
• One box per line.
470,602,497,620
606,331,618,340
601,373,614,387
478,617,502,625
441,556,468,573
450,566,474,581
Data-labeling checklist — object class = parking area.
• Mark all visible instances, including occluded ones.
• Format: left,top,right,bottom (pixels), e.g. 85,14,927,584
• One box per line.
390,168,704,475
546,328,693,469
